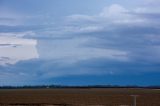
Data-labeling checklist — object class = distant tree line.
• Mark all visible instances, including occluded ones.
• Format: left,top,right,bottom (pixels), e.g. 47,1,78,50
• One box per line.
0,85,160,89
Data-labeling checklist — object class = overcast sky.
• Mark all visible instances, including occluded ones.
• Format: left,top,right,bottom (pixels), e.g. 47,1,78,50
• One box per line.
0,0,160,86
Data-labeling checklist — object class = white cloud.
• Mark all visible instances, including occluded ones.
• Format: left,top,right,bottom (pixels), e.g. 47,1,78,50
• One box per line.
102,5,142,24
0,36,39,66
0,31,35,37
100,4,128,17
65,4,149,33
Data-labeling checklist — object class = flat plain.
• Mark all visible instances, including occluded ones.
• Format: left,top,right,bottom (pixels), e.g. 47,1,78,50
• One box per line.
0,88,160,106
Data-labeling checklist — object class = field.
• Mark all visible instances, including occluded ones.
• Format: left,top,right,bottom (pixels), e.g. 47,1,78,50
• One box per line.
0,88,160,106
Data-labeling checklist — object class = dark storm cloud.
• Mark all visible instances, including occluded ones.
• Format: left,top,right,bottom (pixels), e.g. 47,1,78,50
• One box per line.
1,58,160,85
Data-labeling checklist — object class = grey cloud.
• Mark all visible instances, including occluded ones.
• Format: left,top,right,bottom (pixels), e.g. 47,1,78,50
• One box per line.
0,44,21,47
0,57,10,61
0,17,16,21
0,25,45,33
134,13,160,19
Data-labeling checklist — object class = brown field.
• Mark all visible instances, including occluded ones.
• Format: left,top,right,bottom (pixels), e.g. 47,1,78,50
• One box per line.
0,88,160,106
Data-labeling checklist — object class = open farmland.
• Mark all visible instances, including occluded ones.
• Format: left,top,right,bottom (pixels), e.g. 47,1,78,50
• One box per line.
0,88,160,106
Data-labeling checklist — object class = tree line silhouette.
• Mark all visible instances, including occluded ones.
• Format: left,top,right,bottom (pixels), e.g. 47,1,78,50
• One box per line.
0,85,160,89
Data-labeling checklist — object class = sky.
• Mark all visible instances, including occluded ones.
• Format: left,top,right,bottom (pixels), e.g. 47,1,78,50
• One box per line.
0,0,160,86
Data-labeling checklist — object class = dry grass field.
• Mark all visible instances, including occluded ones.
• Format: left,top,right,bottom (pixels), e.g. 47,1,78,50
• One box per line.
0,88,160,106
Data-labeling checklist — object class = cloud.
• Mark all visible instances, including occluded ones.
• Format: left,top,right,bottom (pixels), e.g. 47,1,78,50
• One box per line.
0,1,160,85
144,0,160,6
0,36,39,66
100,4,128,17
68,4,140,26
1,3,159,65
11,3,159,65
0,7,49,27
0,7,24,26
61,3,160,64
67,15,96,22
66,3,160,28
0,31,35,37
37,37,128,63
1,57,160,85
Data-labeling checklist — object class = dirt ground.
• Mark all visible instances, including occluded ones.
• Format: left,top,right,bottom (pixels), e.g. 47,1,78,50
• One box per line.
0,88,160,106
